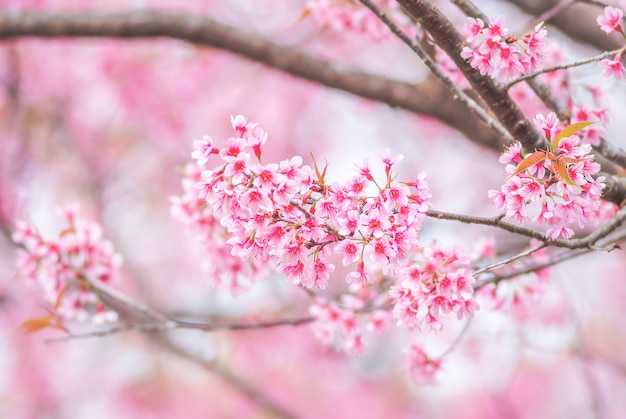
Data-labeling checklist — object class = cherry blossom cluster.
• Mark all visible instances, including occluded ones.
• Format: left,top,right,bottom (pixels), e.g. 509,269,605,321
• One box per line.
12,206,121,324
475,239,551,317
461,16,548,82
187,115,432,291
403,343,442,385
389,242,479,332
489,112,606,240
568,104,608,147
597,6,626,81
306,0,417,41
171,163,269,295
309,287,389,355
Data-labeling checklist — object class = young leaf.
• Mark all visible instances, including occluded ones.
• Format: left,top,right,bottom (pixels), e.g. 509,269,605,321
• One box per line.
18,317,53,334
551,121,595,150
511,151,546,177
551,159,579,187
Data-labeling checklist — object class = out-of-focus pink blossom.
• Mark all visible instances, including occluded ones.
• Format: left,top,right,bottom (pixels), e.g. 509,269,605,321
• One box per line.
404,343,442,384
599,55,626,81
596,6,624,34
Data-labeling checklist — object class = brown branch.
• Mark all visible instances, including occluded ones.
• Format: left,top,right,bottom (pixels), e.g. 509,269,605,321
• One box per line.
454,0,626,171
396,0,545,150
507,0,623,52
474,227,626,289
359,0,514,143
0,10,503,151
0,9,624,202
451,0,569,117
428,204,626,249
47,315,315,341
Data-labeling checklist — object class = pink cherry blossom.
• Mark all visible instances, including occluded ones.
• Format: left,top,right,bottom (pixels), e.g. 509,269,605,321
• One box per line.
596,6,624,34
493,113,606,239
13,207,122,324
191,135,218,165
599,55,626,80
462,17,548,82
533,111,560,141
404,343,442,385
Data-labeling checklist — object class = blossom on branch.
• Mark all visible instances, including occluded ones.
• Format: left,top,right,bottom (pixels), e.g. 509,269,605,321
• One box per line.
180,115,433,291
596,6,624,34
489,113,606,239
13,206,122,324
461,16,548,82
390,242,479,332
599,55,626,81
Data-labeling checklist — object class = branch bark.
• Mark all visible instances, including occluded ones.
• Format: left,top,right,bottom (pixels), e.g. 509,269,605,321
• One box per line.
0,10,506,149
0,9,624,203
396,0,545,151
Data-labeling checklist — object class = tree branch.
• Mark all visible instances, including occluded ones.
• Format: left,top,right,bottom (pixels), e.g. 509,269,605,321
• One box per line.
151,334,298,419
0,10,503,150
396,0,545,150
0,9,624,202
428,204,626,249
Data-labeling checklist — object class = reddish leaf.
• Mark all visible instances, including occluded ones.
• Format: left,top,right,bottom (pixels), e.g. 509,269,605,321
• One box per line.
511,151,547,176
54,284,69,310
18,317,53,334
310,153,329,185
551,121,595,150
551,159,579,187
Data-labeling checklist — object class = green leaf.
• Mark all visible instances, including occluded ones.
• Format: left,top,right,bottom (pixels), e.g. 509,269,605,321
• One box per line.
511,151,547,176
551,121,595,150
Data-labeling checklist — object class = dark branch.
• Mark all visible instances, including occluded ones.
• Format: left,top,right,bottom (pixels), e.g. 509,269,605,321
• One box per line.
396,0,545,150
0,9,624,203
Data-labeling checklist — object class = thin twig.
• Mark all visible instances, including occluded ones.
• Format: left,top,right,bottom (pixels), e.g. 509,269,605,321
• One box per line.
46,315,316,342
358,0,514,143
473,228,626,289
506,49,624,88
429,204,626,250
473,242,547,276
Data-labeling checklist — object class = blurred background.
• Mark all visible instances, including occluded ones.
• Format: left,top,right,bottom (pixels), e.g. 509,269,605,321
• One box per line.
1,1,626,418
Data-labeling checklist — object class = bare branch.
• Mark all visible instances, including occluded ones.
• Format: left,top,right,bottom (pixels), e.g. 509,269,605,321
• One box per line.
506,48,625,88
428,204,626,250
0,10,504,149
47,315,315,342
473,242,547,276
474,228,626,289
0,10,625,202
